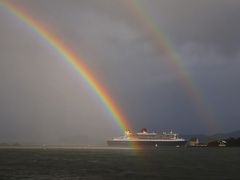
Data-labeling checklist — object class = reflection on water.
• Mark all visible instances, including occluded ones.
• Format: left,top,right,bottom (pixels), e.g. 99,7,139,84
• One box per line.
0,147,239,179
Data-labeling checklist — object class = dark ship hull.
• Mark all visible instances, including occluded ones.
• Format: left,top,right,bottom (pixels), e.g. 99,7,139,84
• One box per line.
107,140,187,147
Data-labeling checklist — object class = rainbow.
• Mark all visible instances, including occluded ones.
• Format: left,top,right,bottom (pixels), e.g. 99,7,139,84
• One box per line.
125,0,218,132
0,1,132,133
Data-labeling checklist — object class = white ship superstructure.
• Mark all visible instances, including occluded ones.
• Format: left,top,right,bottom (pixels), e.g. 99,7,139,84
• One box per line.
107,128,187,147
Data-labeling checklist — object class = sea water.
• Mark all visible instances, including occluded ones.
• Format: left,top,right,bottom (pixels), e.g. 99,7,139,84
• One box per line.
0,147,239,179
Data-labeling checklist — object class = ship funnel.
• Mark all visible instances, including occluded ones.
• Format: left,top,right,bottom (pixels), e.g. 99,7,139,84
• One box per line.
141,128,147,133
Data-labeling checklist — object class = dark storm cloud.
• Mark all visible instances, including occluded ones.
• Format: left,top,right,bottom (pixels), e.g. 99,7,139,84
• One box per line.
0,0,240,144
142,0,240,55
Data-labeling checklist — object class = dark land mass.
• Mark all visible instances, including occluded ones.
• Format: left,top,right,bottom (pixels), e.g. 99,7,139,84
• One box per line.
208,138,240,147
183,130,240,143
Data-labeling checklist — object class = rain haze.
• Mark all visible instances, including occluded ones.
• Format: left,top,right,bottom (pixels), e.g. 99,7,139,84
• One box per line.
0,0,240,145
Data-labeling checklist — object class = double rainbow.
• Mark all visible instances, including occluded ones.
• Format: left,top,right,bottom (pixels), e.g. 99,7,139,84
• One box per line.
0,0,218,137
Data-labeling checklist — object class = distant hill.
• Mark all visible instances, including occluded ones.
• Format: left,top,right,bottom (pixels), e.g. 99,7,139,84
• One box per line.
182,130,240,143
210,130,240,140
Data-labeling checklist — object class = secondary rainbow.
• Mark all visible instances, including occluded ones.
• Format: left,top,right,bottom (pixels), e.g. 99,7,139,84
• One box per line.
0,1,132,133
125,0,218,132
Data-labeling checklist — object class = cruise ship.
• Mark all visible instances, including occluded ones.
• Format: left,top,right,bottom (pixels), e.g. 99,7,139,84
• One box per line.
107,128,187,148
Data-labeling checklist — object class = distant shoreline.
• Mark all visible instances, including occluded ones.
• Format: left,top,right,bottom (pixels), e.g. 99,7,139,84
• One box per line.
1,145,240,150
0,145,136,150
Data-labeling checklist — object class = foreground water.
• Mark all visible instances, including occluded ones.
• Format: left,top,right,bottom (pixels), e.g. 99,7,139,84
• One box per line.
0,147,239,180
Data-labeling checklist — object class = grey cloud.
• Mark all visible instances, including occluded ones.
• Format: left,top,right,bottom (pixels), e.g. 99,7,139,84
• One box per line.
0,0,240,144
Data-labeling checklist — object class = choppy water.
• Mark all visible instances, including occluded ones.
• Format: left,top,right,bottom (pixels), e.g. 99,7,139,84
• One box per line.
0,147,239,180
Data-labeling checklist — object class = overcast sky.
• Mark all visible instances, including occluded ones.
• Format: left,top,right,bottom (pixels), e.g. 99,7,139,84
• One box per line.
0,0,240,144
